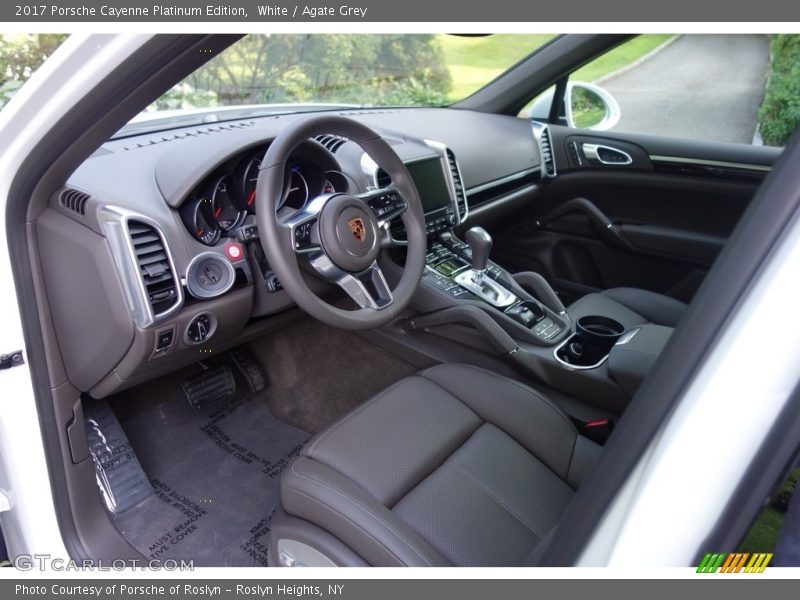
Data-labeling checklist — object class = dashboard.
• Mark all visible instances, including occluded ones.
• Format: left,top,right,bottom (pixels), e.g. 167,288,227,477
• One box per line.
39,107,545,396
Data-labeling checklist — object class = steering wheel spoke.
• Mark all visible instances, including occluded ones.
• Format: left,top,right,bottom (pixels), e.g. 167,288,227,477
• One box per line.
281,200,326,255
338,262,394,310
358,188,408,227
308,255,393,310
287,216,321,255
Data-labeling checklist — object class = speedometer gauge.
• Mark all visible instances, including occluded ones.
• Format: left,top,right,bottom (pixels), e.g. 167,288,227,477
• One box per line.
281,167,309,211
209,174,246,231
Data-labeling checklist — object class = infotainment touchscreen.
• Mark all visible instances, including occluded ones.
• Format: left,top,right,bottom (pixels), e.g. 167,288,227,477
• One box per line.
405,157,453,213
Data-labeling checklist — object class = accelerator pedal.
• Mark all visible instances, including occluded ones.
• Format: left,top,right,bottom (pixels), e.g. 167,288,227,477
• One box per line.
84,401,152,515
228,346,268,393
181,366,236,413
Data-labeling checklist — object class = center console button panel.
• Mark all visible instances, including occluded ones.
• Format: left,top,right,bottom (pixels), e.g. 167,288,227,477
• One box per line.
422,235,561,341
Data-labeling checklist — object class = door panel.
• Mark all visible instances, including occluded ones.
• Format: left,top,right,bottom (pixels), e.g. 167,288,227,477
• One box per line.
490,125,779,305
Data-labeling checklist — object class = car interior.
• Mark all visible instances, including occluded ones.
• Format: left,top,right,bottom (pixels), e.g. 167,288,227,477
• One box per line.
17,33,785,567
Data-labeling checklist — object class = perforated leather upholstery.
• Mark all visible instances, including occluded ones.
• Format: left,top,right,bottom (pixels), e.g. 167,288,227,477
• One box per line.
278,363,602,566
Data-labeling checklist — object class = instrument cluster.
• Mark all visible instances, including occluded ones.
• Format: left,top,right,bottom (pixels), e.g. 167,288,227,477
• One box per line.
180,148,351,246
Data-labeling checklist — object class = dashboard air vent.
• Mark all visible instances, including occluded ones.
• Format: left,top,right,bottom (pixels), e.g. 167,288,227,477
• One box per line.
538,125,556,177
375,168,392,188
59,188,90,215
445,149,467,222
121,121,255,151
127,220,179,316
314,134,348,153
341,108,406,116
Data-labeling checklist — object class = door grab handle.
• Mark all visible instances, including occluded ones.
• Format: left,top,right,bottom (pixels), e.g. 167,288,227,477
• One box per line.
536,197,635,251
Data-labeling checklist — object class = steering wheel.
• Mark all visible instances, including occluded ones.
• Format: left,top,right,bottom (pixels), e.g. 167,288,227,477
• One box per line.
255,115,427,330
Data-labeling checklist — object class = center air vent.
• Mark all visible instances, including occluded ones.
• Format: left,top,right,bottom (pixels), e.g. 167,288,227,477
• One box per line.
127,220,180,316
314,134,348,153
445,148,468,222
59,188,90,215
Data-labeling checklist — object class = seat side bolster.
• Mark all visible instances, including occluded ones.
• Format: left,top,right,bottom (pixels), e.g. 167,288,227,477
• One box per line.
282,456,450,567
566,435,603,490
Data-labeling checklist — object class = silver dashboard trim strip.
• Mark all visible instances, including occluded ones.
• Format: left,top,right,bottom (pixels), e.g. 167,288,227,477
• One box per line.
466,184,540,221
424,139,469,226
466,167,541,197
649,155,773,172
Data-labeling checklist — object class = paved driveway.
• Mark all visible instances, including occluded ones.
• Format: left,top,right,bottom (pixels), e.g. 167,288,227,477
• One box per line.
600,35,771,144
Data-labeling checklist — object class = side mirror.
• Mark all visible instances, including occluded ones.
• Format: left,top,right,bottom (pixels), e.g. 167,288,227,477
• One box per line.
528,81,621,131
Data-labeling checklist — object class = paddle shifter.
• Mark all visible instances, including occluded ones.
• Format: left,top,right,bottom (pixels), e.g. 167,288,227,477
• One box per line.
464,226,492,284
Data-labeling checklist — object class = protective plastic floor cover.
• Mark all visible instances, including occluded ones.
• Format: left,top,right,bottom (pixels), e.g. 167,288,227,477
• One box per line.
113,393,309,567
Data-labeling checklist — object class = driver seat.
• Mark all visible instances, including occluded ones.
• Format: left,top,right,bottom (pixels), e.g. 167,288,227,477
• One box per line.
268,363,601,566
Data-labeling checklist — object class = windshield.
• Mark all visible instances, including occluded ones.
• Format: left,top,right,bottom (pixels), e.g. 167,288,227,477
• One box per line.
139,34,554,117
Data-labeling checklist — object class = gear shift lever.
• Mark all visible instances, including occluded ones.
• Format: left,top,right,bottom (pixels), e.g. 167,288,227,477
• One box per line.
464,227,492,284
453,226,515,308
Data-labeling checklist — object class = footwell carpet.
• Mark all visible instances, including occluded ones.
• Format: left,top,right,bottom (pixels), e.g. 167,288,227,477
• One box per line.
248,318,417,433
113,392,309,567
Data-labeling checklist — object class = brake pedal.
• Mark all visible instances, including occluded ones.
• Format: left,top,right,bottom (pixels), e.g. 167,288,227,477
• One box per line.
228,346,268,393
181,366,236,412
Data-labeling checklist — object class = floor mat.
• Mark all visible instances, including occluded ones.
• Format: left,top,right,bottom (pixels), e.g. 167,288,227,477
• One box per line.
248,319,417,433
111,387,309,567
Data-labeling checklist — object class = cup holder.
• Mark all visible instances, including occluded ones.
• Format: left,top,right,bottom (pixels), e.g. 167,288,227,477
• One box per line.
555,315,625,369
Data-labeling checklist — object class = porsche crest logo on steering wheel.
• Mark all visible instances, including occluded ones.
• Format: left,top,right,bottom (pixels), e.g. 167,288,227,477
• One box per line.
347,217,366,242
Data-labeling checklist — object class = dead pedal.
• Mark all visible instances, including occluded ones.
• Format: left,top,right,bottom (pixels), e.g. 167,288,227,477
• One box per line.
181,366,236,412
84,401,152,515
228,346,268,393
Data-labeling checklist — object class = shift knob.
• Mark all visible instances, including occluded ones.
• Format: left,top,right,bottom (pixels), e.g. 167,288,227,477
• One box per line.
465,227,492,274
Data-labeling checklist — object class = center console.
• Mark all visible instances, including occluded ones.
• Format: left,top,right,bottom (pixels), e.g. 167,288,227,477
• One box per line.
383,143,671,416
420,232,564,343
409,227,672,414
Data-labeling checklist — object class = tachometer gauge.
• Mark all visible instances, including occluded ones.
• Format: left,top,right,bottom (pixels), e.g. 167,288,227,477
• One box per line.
209,174,247,231
194,203,221,245
180,196,221,246
241,155,262,212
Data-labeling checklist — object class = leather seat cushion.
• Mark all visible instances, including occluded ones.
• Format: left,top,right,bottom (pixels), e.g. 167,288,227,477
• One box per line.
280,363,601,566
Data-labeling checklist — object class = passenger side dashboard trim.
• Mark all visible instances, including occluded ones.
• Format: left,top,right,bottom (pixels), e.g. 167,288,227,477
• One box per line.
466,167,541,197
648,154,773,173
